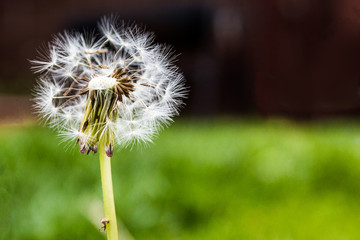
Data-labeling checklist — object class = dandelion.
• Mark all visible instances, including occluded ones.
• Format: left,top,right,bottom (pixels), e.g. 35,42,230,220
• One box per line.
32,16,186,240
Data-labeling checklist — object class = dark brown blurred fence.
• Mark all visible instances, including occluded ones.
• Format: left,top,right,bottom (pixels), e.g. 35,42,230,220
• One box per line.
1,0,360,117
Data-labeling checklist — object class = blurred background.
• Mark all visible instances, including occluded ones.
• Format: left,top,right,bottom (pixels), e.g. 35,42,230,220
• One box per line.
2,0,360,239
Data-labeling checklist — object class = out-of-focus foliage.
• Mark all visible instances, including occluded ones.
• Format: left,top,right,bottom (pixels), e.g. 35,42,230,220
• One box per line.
1,118,360,239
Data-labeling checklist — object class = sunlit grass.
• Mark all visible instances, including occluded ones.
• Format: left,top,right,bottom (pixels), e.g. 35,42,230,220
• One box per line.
1,118,360,239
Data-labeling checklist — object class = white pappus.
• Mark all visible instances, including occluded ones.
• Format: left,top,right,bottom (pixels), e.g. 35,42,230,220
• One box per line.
32,16,187,156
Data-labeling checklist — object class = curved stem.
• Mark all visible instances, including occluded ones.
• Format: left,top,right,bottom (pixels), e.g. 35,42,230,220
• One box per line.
99,138,119,240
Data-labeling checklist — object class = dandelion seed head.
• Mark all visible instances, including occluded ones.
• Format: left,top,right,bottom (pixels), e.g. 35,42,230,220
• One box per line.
32,16,187,156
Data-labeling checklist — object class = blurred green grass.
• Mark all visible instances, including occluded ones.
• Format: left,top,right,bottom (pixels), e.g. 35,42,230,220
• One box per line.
1,118,360,239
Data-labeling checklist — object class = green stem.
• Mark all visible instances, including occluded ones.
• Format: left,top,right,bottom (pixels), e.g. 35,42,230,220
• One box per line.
99,138,119,240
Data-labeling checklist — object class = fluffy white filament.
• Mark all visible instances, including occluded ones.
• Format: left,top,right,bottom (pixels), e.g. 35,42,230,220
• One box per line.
32,16,186,149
